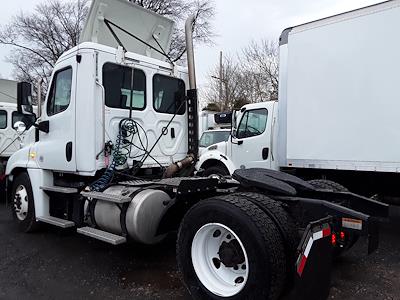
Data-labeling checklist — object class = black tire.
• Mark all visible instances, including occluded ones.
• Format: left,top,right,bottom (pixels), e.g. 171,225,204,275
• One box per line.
202,165,229,177
307,179,349,192
11,172,40,233
308,179,358,255
235,192,299,285
177,194,286,300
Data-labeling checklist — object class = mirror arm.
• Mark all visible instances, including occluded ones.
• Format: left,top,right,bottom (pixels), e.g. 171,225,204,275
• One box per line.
37,120,50,134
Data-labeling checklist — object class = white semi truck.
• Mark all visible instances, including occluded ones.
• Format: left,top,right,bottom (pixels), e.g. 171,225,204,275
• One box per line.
5,1,388,299
198,0,400,203
0,79,35,188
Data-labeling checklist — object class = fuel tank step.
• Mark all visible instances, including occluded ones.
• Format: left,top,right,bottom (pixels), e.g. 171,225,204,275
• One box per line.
40,186,78,194
77,227,127,245
37,216,75,228
80,191,131,204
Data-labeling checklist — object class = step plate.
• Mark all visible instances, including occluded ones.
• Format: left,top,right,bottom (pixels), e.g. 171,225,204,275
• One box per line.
81,191,131,204
37,216,75,228
77,227,126,245
40,186,78,194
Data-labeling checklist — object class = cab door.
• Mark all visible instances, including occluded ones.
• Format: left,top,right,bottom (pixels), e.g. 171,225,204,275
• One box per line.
230,107,272,169
35,59,77,172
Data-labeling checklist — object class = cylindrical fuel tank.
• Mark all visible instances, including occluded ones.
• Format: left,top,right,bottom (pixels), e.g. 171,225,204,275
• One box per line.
93,188,171,245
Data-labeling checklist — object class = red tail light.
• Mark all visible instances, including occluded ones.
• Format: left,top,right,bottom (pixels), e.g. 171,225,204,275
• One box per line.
340,231,345,241
331,233,337,246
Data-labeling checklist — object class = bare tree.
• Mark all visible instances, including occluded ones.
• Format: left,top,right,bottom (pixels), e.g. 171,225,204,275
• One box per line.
205,55,249,111
205,40,279,111
129,0,215,62
0,0,214,90
241,40,279,101
0,0,89,88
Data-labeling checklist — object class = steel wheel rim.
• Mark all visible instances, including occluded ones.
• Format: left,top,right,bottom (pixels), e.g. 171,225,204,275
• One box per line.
13,185,29,221
191,223,249,297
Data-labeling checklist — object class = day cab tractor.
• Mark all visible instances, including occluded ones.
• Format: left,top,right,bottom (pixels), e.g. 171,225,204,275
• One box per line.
5,0,388,299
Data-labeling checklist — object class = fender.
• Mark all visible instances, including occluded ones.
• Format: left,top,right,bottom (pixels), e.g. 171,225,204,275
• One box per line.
6,145,39,177
196,149,238,175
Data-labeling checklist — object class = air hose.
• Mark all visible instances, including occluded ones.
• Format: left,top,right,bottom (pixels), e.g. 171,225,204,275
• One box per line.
89,118,138,192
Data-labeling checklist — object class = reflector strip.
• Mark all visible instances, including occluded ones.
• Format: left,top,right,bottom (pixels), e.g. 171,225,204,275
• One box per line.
296,224,332,277
313,231,323,241
322,227,331,237
297,255,307,276
304,237,314,257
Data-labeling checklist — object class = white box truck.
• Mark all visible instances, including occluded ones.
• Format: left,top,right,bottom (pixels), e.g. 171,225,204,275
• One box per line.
4,0,388,299
198,0,400,203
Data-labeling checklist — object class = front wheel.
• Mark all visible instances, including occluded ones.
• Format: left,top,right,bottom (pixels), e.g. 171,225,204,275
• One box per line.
11,172,39,232
177,194,286,300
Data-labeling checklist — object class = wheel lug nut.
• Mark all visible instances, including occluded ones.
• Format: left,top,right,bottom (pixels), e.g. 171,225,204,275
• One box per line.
213,230,221,238
212,258,221,269
235,277,244,284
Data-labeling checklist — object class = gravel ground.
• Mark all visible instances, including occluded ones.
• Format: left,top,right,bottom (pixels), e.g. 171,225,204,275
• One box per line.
0,200,399,300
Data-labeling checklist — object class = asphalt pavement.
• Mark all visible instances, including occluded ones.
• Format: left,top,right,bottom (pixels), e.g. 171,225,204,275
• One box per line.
0,200,399,300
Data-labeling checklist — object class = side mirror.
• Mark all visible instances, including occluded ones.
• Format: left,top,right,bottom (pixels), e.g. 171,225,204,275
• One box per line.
17,82,34,115
13,121,27,135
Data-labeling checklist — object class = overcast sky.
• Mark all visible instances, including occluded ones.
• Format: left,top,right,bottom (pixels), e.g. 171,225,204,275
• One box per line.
0,0,383,88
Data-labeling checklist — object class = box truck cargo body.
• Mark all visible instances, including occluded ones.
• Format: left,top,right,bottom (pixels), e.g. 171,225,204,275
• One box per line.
279,0,400,172
198,1,400,201
278,0,400,198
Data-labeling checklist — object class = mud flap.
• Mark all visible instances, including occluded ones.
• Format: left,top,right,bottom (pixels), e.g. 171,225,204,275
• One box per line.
290,217,333,300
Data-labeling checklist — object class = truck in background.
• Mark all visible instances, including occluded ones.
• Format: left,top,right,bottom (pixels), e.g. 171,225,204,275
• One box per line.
197,0,400,204
4,0,388,299
199,110,232,134
0,79,36,189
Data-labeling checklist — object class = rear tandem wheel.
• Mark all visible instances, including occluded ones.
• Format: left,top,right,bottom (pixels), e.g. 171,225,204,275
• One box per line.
177,194,287,300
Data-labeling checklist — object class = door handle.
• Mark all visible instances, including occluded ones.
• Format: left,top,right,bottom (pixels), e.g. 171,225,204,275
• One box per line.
262,147,269,160
66,142,73,162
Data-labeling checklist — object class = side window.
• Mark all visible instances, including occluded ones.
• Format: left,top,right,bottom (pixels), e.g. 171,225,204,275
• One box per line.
12,112,36,130
153,74,186,115
47,67,73,116
103,63,146,110
0,110,7,129
237,109,268,139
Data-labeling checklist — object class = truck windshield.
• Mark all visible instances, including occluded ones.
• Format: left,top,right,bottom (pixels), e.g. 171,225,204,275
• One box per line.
199,131,230,148
0,110,6,129
237,109,268,139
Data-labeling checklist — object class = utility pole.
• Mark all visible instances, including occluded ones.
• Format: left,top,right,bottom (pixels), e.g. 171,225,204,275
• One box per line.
219,51,223,105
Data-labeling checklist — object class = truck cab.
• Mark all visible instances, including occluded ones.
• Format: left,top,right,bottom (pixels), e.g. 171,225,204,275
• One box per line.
6,0,191,180
197,101,279,176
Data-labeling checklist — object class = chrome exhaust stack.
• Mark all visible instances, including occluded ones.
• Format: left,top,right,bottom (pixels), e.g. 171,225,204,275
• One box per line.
185,15,197,89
